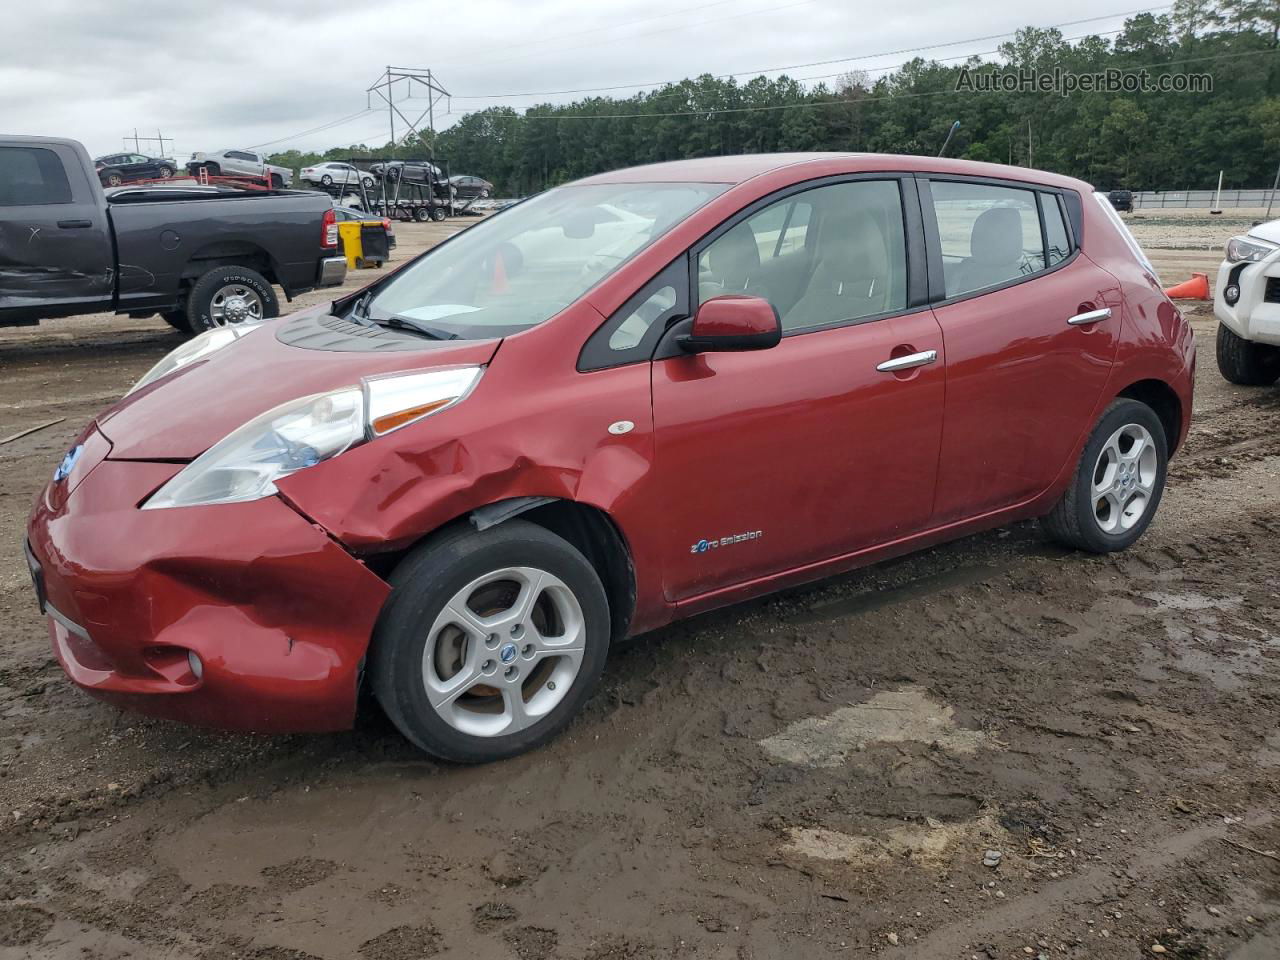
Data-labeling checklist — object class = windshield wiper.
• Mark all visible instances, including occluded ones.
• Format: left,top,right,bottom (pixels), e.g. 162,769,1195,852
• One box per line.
373,314,460,340
350,292,374,325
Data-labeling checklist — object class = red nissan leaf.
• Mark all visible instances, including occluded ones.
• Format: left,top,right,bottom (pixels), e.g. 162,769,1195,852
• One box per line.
25,154,1195,762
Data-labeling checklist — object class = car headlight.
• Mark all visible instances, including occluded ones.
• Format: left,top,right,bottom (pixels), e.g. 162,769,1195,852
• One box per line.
127,323,262,396
142,366,482,509
1225,235,1278,263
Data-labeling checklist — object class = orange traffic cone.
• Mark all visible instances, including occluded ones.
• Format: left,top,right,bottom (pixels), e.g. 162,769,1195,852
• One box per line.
1163,272,1210,300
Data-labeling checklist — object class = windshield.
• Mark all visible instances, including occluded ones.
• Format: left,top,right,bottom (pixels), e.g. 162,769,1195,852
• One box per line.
364,182,728,338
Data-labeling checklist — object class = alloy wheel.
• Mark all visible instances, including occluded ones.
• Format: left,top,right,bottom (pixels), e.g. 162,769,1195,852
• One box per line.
421,566,585,738
1091,423,1158,535
208,284,264,326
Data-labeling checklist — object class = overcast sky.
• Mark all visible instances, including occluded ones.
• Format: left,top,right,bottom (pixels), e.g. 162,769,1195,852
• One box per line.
3,0,1157,159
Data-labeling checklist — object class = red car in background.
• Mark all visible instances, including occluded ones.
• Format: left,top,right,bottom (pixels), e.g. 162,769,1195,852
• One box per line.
26,153,1194,762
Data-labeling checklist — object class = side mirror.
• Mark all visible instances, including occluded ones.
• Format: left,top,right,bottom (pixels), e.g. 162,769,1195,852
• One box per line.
678,295,781,353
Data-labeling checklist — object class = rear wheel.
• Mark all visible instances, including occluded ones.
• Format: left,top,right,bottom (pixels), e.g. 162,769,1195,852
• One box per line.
414,206,431,222
185,265,279,333
269,173,284,189
430,205,447,222
1216,322,1280,385
158,165,174,179
104,171,124,187
160,310,188,332
1043,398,1167,553
320,174,333,186
370,520,611,763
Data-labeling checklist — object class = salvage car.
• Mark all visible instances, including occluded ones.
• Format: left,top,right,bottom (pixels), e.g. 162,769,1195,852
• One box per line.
370,159,443,184
25,153,1194,762
95,152,176,186
302,162,375,189
187,148,293,187
1212,223,1280,385
0,136,346,334
448,175,494,200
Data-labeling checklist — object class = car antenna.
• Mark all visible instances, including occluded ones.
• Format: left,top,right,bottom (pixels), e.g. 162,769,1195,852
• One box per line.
938,120,961,158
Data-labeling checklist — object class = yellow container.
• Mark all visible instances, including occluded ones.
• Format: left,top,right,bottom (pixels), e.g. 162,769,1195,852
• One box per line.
337,220,364,269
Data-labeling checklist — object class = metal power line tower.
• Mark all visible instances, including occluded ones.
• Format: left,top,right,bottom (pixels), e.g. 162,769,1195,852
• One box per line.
367,67,449,157
122,129,176,159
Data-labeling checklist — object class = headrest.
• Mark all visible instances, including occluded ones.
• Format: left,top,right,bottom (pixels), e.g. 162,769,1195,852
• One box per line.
969,207,1024,265
708,223,761,282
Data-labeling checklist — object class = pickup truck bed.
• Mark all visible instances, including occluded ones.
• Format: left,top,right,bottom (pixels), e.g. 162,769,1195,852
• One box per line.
1,136,345,333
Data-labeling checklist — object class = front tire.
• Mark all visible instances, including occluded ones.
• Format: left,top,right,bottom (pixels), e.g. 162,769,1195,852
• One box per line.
158,165,174,179
1043,398,1167,554
370,520,611,763
1216,322,1280,385
184,265,279,333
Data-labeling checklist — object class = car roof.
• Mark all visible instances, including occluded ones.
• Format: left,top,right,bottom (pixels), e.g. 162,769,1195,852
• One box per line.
573,152,1091,192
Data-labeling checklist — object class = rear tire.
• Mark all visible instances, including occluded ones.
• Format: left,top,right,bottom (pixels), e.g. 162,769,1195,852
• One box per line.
185,265,279,333
269,173,284,189
1043,398,1167,554
1216,322,1280,385
370,520,611,763
158,165,174,179
160,310,188,332
430,205,447,222
414,206,430,222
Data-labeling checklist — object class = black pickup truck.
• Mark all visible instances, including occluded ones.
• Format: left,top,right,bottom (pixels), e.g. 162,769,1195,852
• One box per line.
0,136,346,335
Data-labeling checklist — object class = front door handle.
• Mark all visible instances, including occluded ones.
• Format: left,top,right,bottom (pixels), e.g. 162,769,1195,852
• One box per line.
876,349,937,373
56,219,92,229
1067,307,1112,326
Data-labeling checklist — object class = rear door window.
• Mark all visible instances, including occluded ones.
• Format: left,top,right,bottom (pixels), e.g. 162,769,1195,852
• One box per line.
0,146,73,206
929,181,1045,298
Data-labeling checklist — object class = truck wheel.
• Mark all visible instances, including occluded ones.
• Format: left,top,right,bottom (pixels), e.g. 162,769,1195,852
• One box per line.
414,207,430,222
160,310,188,332
185,266,279,333
270,173,284,189
1216,322,1280,385
430,206,448,222
369,520,611,763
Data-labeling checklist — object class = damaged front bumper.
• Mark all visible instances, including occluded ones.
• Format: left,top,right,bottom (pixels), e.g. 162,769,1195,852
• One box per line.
25,428,390,733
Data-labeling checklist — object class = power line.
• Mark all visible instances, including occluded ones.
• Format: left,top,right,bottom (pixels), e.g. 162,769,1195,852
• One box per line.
248,108,376,150
451,5,1173,101
431,0,739,66
447,0,821,73
495,46,1280,122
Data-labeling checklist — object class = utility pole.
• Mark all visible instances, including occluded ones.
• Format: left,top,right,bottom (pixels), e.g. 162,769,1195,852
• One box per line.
386,66,394,149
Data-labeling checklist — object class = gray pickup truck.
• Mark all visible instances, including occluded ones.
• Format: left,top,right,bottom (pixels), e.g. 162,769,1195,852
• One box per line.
1,135,346,335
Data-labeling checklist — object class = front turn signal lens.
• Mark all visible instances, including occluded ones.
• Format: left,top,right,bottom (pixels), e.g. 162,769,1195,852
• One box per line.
363,367,483,437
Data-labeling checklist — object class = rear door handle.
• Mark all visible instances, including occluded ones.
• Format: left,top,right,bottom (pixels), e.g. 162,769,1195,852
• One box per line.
876,349,937,373
1067,307,1112,326
56,219,92,229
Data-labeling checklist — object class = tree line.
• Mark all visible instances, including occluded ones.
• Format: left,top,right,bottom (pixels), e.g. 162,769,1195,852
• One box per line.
271,2,1280,196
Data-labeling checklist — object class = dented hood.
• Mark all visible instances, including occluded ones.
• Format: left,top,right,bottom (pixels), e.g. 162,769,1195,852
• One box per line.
97,314,501,460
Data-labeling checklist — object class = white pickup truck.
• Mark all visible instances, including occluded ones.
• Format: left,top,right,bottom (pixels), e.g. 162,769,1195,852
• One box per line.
1214,219,1280,385
186,148,294,188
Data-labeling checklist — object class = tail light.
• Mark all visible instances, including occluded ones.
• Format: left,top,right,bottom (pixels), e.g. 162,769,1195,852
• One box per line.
322,208,338,249
382,217,393,233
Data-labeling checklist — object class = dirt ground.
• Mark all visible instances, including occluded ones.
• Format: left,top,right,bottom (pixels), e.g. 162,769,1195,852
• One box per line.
1,211,1278,960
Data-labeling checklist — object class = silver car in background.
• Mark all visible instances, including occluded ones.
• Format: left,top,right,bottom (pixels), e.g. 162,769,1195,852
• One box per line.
301,162,375,189
187,148,293,187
